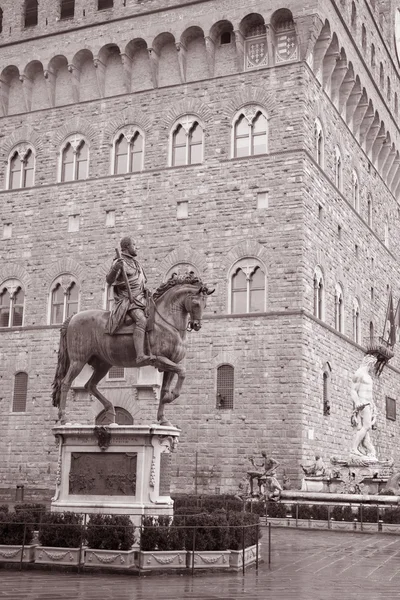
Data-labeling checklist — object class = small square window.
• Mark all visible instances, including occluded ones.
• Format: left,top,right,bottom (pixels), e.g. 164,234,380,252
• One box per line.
3,223,12,239
105,210,115,227
177,201,188,220
68,214,80,232
257,192,268,209
386,396,396,421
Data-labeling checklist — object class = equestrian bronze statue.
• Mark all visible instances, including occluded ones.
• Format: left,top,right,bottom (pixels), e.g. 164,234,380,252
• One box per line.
52,237,214,425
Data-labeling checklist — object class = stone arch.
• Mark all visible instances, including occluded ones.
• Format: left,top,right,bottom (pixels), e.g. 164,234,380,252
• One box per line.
24,60,50,111
97,43,126,96
103,108,152,143
1,65,25,115
52,117,97,149
0,126,44,162
224,87,277,123
90,389,136,423
238,13,265,37
152,32,180,88
158,245,208,280
72,48,99,101
125,38,153,92
321,33,339,90
225,240,269,274
47,55,75,106
209,20,236,77
180,26,208,82
161,98,212,131
0,264,31,291
44,257,86,289
312,19,332,75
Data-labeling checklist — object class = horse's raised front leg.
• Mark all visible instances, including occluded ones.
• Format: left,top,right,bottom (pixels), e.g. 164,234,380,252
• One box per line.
59,360,86,424
84,359,115,423
154,357,186,426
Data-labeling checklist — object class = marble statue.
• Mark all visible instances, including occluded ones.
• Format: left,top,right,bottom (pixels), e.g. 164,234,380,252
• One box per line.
350,354,378,459
300,455,328,477
247,451,279,496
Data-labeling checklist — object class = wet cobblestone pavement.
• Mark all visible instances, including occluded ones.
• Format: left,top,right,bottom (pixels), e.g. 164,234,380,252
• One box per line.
2,528,400,599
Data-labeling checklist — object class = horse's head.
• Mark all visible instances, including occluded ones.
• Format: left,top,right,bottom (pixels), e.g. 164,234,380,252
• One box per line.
184,285,215,331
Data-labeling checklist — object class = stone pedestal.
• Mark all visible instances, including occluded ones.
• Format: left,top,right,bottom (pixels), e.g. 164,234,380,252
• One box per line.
51,424,180,526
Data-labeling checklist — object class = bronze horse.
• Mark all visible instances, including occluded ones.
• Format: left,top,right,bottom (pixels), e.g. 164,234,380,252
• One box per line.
52,276,214,425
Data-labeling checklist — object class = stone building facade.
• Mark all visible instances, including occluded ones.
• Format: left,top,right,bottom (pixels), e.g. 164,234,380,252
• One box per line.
0,0,400,500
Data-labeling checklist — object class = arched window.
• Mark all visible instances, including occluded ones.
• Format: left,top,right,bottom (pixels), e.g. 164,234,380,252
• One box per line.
0,281,25,327
314,119,324,167
380,63,384,89
96,406,133,425
233,108,268,158
220,31,232,44
113,130,144,174
170,117,204,166
353,298,361,343
313,267,324,320
384,216,389,248
362,24,367,51
12,372,28,412
335,283,344,333
216,364,234,409
367,193,373,227
371,43,375,67
60,136,89,182
352,170,360,212
369,320,374,342
25,0,38,27
351,2,357,29
60,0,75,19
334,146,342,191
8,147,35,190
50,275,79,324
387,77,391,101
229,259,266,314
322,365,331,416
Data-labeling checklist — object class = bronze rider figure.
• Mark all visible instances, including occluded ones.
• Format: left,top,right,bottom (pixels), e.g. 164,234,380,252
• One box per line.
106,236,153,366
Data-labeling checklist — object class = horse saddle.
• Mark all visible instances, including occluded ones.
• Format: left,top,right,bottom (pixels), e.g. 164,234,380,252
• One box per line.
109,300,155,336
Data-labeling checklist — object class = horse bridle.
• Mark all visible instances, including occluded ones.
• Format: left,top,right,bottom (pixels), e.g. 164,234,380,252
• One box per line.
150,294,200,333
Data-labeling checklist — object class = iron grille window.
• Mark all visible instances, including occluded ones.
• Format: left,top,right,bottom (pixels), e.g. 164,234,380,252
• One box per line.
98,0,113,9
216,365,234,409
386,397,396,421
60,0,75,19
25,0,38,27
96,406,133,425
12,372,28,412
108,366,125,379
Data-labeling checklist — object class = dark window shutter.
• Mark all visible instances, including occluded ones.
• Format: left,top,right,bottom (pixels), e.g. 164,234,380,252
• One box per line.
216,365,234,409
13,372,28,412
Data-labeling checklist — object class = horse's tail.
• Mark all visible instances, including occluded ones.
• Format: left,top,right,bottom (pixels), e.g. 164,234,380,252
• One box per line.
51,316,73,408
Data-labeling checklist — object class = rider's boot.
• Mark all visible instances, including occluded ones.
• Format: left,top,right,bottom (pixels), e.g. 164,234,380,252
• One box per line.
133,326,151,366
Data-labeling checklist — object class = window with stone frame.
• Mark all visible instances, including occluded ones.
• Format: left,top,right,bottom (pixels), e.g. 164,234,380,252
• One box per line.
314,119,324,168
323,366,331,416
170,117,203,167
313,267,324,320
367,193,373,227
334,146,342,191
12,372,28,412
165,263,200,281
107,366,125,380
232,107,268,158
8,146,35,190
229,258,266,314
352,298,361,344
24,0,38,27
334,283,344,333
60,0,75,19
50,275,79,324
0,280,24,328
352,170,360,212
113,129,144,174
216,364,234,409
386,397,396,421
60,136,89,182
